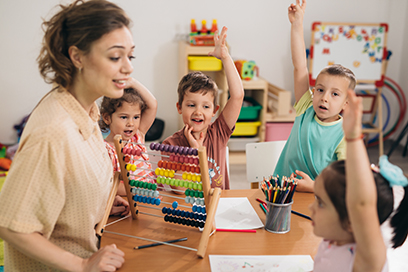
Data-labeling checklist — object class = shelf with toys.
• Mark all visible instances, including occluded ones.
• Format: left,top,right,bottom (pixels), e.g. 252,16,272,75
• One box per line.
178,19,295,159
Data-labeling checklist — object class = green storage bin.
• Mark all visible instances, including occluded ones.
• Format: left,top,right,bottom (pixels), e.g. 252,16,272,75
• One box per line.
238,97,262,121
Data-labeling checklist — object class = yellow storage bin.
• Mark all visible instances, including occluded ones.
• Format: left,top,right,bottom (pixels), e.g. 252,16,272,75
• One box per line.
232,121,261,136
188,56,222,71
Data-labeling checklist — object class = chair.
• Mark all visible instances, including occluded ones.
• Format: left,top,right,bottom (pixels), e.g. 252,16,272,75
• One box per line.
246,141,286,189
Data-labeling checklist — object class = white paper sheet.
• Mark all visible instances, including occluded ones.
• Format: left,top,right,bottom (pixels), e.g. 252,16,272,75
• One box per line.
215,197,264,229
209,255,314,272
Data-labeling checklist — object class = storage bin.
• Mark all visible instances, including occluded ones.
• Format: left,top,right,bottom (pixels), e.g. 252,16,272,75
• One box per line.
265,122,293,141
188,56,222,71
232,121,261,136
238,97,262,121
228,137,259,151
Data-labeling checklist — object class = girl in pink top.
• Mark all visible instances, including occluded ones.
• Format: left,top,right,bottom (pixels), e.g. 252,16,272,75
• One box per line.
100,78,157,195
309,89,408,272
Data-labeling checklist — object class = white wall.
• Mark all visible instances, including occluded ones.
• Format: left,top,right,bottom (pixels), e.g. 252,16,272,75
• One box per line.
1,0,407,145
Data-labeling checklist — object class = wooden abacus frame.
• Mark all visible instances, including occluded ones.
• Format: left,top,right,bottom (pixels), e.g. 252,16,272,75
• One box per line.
96,134,221,258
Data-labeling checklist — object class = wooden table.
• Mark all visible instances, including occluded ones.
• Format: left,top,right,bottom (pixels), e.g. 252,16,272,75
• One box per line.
101,189,320,271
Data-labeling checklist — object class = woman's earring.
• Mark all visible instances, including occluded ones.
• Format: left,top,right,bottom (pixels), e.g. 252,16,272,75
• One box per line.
78,67,82,74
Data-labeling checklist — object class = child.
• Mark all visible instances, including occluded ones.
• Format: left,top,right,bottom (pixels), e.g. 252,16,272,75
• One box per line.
100,78,157,196
310,89,408,271
163,26,244,189
273,0,356,192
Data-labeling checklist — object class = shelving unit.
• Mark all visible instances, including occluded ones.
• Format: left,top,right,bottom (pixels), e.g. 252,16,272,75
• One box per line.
178,41,295,164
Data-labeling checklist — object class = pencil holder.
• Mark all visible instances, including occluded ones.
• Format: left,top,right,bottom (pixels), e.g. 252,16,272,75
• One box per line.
265,201,293,234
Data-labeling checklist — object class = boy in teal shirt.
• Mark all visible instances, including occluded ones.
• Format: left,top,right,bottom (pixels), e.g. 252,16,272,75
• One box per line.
274,0,356,192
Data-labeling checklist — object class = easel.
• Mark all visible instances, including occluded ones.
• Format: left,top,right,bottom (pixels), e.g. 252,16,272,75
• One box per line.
309,22,389,156
96,135,221,258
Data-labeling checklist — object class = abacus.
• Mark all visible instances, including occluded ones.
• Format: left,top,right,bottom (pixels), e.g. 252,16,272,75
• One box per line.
96,134,221,258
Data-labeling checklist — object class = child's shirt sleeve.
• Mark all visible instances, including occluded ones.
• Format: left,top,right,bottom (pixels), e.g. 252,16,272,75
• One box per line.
294,89,313,117
335,138,346,160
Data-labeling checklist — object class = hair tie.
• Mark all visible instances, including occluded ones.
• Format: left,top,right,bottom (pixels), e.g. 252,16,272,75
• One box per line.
378,155,408,187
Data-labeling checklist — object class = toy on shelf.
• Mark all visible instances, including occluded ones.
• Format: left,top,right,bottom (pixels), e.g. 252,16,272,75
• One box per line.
234,60,259,80
189,19,218,46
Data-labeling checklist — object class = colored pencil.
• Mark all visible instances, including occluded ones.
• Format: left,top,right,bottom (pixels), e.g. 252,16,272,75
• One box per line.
256,198,267,205
259,203,267,214
134,237,187,249
216,229,257,233
291,210,312,221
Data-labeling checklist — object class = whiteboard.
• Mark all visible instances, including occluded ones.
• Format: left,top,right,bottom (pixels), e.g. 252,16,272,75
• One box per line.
309,22,388,86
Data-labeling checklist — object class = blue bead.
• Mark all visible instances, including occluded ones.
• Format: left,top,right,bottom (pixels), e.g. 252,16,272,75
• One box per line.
172,201,178,209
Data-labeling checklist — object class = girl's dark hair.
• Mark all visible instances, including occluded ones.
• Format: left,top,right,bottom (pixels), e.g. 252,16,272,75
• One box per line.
321,160,408,248
99,88,146,132
37,0,131,88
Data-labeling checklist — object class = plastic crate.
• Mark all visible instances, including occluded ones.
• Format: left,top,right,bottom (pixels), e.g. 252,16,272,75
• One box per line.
232,121,261,136
238,97,262,121
265,122,293,141
188,56,222,71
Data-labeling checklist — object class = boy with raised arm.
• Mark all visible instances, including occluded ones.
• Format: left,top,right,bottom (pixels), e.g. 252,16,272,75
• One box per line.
273,0,357,192
163,26,244,189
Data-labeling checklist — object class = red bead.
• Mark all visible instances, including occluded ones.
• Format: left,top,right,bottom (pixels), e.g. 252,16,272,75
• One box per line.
181,165,186,171
124,156,130,163
136,149,142,156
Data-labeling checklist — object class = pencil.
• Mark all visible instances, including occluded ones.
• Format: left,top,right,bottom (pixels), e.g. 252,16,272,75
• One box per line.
291,210,312,220
259,203,267,214
216,229,257,233
134,237,187,249
256,198,267,205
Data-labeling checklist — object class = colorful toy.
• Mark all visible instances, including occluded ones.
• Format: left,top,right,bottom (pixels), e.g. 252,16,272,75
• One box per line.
234,60,259,80
96,135,221,258
189,19,218,46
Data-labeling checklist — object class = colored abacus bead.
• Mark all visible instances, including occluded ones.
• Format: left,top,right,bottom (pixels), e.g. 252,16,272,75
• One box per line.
172,201,178,209
178,146,184,155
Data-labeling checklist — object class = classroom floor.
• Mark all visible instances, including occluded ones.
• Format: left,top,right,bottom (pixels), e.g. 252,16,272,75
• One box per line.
228,140,408,271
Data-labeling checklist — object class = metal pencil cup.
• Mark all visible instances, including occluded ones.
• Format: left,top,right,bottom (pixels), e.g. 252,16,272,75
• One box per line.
265,201,293,233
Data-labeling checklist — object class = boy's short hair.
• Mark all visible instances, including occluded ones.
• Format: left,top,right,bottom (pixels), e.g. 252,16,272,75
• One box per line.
177,71,218,107
318,64,357,90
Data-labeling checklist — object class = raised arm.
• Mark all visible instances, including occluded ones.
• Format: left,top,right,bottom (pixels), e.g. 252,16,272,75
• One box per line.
343,90,386,272
289,0,309,102
208,26,244,130
127,78,158,137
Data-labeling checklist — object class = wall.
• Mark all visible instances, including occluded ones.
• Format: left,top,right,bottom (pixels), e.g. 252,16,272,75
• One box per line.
0,0,407,145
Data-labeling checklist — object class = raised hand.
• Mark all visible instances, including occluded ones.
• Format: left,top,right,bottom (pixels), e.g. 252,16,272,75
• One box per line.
208,26,229,60
288,0,306,24
342,89,363,140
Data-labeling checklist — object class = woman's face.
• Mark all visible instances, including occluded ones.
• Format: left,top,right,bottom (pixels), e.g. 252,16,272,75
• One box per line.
80,26,135,101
